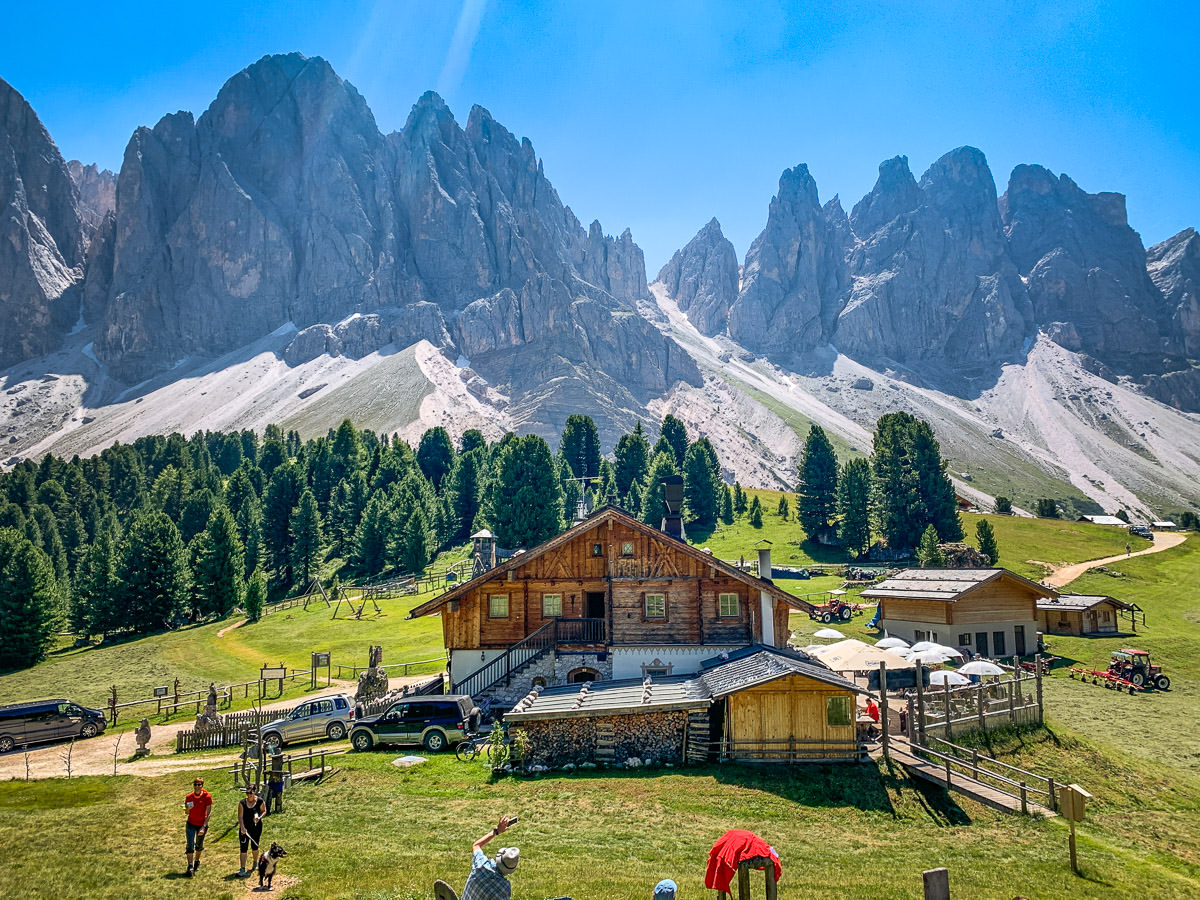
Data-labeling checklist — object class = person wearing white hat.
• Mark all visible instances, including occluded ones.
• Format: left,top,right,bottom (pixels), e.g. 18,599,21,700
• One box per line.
459,815,520,900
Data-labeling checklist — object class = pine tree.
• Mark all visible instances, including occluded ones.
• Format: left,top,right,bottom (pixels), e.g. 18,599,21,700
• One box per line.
659,415,690,469
682,440,719,527
416,427,455,491
910,419,963,541
192,506,245,617
733,482,747,515
459,429,487,455
70,530,117,636
262,463,303,585
290,490,324,586
244,569,266,622
355,493,390,576
614,423,650,498
776,495,790,520
482,435,564,548
398,506,430,575
114,511,189,632
719,484,734,524
235,494,264,580
871,413,927,551
748,496,764,528
1035,498,1060,519
798,425,839,541
639,451,680,527
994,496,1013,515
446,450,484,539
917,524,944,567
0,528,60,668
559,414,601,480
836,458,872,558
976,519,999,565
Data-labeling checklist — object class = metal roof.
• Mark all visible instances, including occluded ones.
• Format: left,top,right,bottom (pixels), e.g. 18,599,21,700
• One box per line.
503,646,866,722
1079,515,1127,526
861,568,1055,603
1037,594,1134,612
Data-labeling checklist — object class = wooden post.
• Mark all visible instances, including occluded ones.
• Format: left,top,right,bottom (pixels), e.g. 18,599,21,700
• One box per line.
922,867,951,900
1068,817,1078,873
765,858,778,900
1035,653,1044,723
945,755,952,787
109,685,117,725
1020,781,1028,815
878,661,890,758
977,683,985,731
906,696,915,739
1048,777,1057,813
944,682,952,740
737,861,751,900
915,664,926,745
971,749,979,780
1009,668,1018,724
173,678,180,718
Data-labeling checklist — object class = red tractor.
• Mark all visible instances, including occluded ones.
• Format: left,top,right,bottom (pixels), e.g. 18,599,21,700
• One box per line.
809,597,855,624
1108,649,1170,690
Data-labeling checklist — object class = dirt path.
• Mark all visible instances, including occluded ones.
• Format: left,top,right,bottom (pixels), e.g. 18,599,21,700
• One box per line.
1043,531,1187,588
0,675,429,781
216,618,248,637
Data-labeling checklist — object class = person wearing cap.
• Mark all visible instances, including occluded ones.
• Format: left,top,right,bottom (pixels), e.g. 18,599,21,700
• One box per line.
654,878,678,899
460,815,519,900
183,776,212,877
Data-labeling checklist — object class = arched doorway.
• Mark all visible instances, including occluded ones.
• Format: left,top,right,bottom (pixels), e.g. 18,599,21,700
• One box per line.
568,667,599,684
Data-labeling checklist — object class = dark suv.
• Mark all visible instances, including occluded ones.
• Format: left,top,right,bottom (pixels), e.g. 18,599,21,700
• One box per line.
0,699,107,752
350,694,477,753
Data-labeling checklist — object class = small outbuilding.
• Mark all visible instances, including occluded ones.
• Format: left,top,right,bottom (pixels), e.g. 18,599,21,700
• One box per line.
505,646,868,768
1037,594,1142,636
1077,515,1128,526
1150,521,1177,531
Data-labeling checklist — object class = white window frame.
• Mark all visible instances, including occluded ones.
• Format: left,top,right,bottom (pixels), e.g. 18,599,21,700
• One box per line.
718,593,739,617
644,593,666,619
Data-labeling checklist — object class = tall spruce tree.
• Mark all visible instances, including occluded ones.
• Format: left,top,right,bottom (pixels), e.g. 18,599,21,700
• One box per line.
798,425,839,541
976,519,999,565
559,415,601,479
917,524,944,567
192,506,245,617
748,496,764,528
682,440,720,527
614,423,650,499
483,435,564,548
416,427,455,491
244,569,266,622
659,415,690,469
719,483,734,524
639,451,680,527
910,419,963,541
0,528,60,668
836,458,872,558
114,511,189,632
290,490,324,585
262,463,303,585
872,413,928,551
70,530,117,636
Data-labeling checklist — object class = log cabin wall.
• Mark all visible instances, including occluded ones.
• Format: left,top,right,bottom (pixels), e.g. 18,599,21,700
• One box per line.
724,674,857,760
881,597,952,625
438,518,773,649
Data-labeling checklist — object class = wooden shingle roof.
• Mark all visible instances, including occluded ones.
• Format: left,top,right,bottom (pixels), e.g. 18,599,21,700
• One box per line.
1037,594,1135,612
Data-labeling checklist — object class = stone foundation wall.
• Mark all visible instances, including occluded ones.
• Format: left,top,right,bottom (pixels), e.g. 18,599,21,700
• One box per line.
517,710,688,768
474,651,614,712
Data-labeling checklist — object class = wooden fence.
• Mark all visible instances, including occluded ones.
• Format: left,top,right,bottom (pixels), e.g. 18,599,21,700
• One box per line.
906,670,1043,742
332,655,447,681
909,735,1060,815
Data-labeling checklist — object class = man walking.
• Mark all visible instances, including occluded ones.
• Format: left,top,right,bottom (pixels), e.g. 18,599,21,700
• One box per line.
184,776,212,877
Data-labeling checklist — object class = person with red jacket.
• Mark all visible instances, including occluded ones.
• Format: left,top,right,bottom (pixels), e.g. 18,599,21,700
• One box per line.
183,777,212,877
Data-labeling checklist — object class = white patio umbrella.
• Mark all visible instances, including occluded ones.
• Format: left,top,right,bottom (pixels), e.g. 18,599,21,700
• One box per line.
957,660,1006,676
808,638,866,658
813,627,845,640
929,670,971,686
875,637,910,650
931,645,966,659
908,649,955,665
909,641,939,653
820,643,915,673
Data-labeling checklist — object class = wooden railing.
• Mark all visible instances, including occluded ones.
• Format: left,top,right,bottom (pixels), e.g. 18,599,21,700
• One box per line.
555,618,607,644
331,655,447,681
453,620,559,698
718,737,865,762
909,735,1059,814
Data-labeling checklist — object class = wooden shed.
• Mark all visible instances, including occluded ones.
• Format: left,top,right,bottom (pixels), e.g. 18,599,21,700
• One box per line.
1037,594,1141,635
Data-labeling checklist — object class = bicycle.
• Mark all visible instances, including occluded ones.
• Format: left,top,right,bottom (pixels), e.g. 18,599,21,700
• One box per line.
454,732,491,762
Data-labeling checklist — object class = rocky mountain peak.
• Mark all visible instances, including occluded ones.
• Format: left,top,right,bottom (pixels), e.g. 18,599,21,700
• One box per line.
0,77,86,367
1148,227,1200,357
849,155,920,236
653,217,739,336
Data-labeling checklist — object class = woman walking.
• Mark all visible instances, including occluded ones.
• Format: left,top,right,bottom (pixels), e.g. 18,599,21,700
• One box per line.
238,784,267,877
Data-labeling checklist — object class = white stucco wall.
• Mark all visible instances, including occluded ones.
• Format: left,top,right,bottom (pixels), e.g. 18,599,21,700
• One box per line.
611,645,743,680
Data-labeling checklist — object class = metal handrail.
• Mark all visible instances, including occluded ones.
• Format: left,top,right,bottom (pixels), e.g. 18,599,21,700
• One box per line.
452,620,559,696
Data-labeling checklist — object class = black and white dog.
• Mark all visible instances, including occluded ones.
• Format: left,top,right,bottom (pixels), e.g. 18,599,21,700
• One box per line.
257,842,288,890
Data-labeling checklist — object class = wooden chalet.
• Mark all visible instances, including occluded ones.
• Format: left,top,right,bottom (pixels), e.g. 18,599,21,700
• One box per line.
408,506,814,706
862,568,1054,659
1037,594,1142,636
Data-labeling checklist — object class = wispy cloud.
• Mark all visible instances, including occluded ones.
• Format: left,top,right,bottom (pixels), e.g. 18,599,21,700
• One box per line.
437,0,488,98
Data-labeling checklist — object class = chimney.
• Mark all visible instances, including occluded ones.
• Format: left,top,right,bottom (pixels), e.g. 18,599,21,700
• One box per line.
660,475,686,541
756,539,775,646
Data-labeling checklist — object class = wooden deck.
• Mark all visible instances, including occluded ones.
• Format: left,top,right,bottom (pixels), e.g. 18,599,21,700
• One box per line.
886,737,1057,817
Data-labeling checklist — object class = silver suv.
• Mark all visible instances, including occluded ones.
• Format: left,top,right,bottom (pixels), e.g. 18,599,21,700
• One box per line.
261,694,354,749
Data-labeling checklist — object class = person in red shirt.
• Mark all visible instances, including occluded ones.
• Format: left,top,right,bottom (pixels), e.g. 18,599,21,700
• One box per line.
866,698,880,723
184,777,213,877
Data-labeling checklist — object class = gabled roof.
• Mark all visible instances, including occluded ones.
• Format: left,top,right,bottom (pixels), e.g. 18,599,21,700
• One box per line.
861,568,1056,603
1078,515,1127,526
407,505,813,619
1037,594,1135,612
502,646,865,722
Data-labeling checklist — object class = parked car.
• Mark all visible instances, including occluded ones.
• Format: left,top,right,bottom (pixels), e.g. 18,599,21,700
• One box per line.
0,699,107,752
1128,524,1153,539
260,693,355,749
350,694,478,753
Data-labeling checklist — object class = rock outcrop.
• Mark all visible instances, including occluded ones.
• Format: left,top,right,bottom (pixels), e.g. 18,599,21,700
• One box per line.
1147,228,1200,357
0,77,85,368
66,161,116,244
727,165,847,357
837,148,1031,366
653,218,739,335
79,54,696,406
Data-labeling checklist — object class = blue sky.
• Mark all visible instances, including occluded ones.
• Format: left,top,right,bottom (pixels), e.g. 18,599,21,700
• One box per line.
3,1,1196,270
